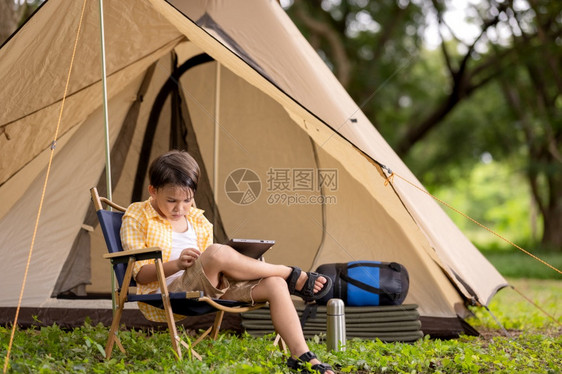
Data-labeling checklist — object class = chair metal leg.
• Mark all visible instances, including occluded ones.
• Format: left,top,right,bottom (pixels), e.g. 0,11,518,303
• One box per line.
155,258,182,360
177,337,203,361
105,259,136,359
192,325,214,347
114,335,126,354
273,333,288,353
105,290,126,359
211,310,225,340
105,318,119,358
192,309,225,348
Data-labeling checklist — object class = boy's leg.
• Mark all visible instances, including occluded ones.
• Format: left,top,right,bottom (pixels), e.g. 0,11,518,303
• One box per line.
251,277,334,374
199,244,326,294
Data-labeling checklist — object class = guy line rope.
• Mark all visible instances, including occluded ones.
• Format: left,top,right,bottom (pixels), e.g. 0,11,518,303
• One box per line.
382,170,561,276
3,0,89,372
382,168,561,328
4,3,560,372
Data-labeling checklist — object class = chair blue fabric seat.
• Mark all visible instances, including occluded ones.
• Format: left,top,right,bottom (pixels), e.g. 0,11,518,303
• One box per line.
96,208,253,313
128,293,248,316
91,187,268,360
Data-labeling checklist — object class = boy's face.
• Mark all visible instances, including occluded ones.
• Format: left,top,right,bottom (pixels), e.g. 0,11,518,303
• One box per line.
148,184,194,221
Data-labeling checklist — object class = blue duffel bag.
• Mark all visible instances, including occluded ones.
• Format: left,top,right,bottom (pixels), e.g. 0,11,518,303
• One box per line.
315,261,409,306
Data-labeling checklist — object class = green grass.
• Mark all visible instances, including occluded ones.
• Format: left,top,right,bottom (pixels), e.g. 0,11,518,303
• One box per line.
2,324,561,373
2,279,560,373
480,250,562,280
469,278,561,330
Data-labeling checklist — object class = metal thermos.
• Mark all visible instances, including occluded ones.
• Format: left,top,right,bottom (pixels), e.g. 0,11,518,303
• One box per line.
326,298,346,351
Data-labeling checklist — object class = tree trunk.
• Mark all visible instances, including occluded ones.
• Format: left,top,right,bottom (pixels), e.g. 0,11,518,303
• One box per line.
542,203,562,251
0,0,18,45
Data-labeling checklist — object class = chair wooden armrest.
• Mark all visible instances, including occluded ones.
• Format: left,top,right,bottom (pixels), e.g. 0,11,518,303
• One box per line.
185,290,205,299
103,247,163,263
91,186,281,360
91,187,127,212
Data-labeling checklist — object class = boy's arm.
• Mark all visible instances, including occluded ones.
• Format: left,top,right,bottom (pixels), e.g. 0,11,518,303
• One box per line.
120,212,154,281
120,210,196,285
201,215,214,249
135,258,183,284
136,246,201,284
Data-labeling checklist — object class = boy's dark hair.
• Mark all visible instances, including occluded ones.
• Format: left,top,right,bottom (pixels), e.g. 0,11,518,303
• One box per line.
148,150,199,193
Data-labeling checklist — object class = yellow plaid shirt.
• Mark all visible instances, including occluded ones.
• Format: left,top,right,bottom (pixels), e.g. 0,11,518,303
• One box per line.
120,199,213,322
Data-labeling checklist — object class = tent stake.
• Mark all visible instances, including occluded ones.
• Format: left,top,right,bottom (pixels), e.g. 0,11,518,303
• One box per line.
483,305,510,338
98,0,116,312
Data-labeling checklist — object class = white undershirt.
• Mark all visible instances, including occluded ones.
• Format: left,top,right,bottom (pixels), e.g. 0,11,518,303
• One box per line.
166,218,197,287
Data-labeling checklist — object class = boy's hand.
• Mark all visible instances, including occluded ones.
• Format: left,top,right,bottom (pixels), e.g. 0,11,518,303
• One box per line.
176,248,201,270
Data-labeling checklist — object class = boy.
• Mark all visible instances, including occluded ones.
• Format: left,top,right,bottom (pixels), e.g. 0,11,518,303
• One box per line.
121,150,334,374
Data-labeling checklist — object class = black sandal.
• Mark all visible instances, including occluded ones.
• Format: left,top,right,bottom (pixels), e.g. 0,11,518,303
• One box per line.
286,266,332,303
287,351,333,373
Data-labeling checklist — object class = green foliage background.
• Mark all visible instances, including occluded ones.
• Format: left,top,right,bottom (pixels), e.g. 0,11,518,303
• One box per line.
286,0,562,251
2,3,560,371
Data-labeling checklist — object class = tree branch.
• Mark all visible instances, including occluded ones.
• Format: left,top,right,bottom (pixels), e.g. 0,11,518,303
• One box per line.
395,2,505,155
371,4,408,62
0,0,18,44
293,0,351,87
498,79,549,216
430,0,455,77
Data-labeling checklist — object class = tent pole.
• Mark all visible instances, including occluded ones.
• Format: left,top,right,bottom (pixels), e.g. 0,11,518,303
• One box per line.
213,62,221,227
99,0,112,200
99,0,116,312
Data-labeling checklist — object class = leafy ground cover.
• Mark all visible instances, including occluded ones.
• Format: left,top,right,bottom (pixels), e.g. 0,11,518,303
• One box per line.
2,278,560,373
481,250,562,280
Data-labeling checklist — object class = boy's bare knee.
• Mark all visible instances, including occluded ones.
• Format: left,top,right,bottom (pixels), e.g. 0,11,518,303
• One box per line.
204,243,222,254
201,243,230,267
255,277,290,303
261,276,289,293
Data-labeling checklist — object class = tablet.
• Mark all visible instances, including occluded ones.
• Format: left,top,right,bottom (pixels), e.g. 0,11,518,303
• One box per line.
225,238,275,259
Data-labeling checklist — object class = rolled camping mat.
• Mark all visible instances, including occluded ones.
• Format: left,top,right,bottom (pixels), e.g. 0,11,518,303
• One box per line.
244,329,424,342
242,320,422,333
242,304,419,320
241,303,422,342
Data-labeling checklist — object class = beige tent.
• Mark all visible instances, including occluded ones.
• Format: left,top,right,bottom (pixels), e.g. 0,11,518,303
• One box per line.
0,0,507,336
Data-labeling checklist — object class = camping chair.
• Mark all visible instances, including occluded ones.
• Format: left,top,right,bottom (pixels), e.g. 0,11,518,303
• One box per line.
90,187,277,360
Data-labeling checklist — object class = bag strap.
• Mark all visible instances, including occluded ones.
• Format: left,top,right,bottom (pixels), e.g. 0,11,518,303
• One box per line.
347,262,402,271
339,272,385,295
335,263,347,302
299,303,317,328
340,262,402,296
